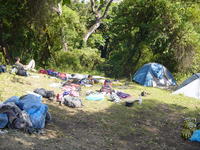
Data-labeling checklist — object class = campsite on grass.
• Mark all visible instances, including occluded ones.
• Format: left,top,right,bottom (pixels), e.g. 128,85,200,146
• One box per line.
1,0,200,149
0,70,200,149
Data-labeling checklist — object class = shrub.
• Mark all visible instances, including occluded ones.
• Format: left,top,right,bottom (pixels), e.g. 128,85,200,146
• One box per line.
49,48,105,73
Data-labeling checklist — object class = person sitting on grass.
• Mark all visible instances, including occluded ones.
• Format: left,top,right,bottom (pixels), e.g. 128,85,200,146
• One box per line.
100,79,114,94
15,57,36,72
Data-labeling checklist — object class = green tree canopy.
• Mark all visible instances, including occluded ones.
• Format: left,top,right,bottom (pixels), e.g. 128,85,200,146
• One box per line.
106,0,200,77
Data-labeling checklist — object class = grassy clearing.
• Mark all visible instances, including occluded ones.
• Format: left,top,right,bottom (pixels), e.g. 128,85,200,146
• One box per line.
0,72,200,150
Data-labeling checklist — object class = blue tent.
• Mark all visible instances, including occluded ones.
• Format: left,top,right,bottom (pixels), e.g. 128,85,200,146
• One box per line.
133,63,176,87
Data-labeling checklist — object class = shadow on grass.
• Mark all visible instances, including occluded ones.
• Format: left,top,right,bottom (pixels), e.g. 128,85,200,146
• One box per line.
0,99,200,150
10,75,31,85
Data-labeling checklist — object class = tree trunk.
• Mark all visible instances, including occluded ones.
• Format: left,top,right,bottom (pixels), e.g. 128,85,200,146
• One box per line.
62,40,68,51
0,19,11,64
0,46,11,64
83,20,101,46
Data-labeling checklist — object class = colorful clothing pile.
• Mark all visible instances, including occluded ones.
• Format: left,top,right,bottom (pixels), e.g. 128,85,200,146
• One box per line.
56,83,81,102
39,69,71,80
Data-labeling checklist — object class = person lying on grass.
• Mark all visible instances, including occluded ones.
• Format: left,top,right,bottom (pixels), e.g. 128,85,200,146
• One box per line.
63,75,97,86
15,57,36,72
78,75,95,85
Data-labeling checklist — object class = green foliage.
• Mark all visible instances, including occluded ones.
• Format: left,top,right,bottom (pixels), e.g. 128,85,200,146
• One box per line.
0,1,86,66
0,0,55,63
63,0,71,5
88,33,106,48
0,52,6,64
58,6,86,49
50,48,105,73
1,0,200,80
106,0,200,77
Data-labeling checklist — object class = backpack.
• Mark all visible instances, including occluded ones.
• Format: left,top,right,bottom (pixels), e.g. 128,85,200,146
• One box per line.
34,88,46,97
45,91,55,100
63,95,83,108
0,65,6,73
34,88,55,100
39,69,48,74
110,92,121,103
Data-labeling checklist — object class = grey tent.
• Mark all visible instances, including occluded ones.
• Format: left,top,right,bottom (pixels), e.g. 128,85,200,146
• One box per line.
173,73,200,99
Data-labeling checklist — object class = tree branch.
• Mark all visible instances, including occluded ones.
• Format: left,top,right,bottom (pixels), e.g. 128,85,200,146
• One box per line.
100,0,113,19
98,0,108,11
52,2,62,16
83,0,113,45
90,0,98,14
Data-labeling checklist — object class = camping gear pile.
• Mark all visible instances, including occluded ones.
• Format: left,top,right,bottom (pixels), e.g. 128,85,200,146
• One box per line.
0,94,51,134
181,118,200,142
86,80,131,103
39,69,105,86
86,80,114,101
57,83,83,108
86,90,131,103
133,63,177,87
60,95,83,108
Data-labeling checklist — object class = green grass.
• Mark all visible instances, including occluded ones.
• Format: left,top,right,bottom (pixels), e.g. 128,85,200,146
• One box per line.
0,72,200,150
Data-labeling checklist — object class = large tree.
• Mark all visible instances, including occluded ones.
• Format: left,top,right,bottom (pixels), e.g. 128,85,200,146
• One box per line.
0,0,83,65
107,0,200,77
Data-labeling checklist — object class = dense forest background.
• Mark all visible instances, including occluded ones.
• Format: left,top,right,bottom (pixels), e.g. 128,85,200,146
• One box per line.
1,0,200,79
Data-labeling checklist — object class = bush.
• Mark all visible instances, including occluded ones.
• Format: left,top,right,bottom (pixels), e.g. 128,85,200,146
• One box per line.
49,48,105,73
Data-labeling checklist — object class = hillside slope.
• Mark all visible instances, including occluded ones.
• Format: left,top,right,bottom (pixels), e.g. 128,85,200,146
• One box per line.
0,73,200,150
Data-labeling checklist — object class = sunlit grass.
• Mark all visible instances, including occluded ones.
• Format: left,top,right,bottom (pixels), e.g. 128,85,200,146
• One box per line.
0,72,200,149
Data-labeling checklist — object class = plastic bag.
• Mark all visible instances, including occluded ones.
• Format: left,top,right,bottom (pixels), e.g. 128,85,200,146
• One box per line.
189,130,200,142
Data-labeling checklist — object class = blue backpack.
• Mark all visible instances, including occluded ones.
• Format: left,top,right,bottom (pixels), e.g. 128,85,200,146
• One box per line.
0,65,6,73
